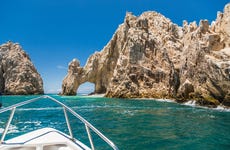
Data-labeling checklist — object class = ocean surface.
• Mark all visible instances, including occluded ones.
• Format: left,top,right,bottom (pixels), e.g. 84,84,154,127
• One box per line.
0,95,229,150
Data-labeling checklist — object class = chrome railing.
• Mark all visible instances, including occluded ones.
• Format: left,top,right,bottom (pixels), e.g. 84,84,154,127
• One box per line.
0,95,119,150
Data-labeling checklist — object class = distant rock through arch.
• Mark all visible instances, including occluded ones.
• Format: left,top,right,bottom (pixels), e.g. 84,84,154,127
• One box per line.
77,82,95,95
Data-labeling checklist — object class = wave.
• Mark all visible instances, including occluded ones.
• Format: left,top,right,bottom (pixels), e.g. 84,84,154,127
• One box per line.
121,110,136,116
4,100,229,113
215,105,230,112
0,124,19,134
184,100,196,106
9,104,155,113
72,105,155,110
182,100,230,112
17,107,63,111
80,94,105,97
155,98,175,103
18,121,42,126
133,98,175,103
135,98,230,112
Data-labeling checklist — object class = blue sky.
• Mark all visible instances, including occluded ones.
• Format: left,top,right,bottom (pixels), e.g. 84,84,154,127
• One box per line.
0,0,229,94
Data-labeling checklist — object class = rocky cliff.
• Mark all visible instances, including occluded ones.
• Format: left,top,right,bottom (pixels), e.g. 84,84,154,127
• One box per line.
62,3,230,107
0,42,44,95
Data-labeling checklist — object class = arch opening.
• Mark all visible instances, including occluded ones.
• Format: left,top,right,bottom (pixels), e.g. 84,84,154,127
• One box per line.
77,82,95,96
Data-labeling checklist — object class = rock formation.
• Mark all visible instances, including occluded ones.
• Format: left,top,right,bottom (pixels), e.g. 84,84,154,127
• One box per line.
62,3,230,107
0,42,44,95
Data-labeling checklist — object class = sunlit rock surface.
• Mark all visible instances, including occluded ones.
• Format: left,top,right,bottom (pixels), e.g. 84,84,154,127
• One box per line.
62,3,230,107
0,42,44,95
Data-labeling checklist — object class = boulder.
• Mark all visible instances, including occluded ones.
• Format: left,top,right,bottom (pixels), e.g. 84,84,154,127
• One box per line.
0,42,44,95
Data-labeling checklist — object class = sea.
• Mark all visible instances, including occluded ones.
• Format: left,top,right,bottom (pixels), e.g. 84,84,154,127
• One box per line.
0,94,229,150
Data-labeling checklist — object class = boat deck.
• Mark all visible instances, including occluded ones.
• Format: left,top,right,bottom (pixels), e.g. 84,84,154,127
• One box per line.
0,128,90,150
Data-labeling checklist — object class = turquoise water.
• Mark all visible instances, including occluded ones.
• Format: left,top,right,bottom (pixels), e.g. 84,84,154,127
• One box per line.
0,95,230,150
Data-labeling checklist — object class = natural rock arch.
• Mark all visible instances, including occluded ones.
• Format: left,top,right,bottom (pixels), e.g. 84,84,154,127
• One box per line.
62,26,121,95
62,4,230,107
62,43,119,95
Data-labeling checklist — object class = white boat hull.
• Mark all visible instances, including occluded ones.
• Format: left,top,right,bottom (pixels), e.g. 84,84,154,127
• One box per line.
0,128,91,150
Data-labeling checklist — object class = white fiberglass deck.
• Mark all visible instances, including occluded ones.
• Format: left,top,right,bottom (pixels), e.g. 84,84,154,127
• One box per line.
0,128,90,150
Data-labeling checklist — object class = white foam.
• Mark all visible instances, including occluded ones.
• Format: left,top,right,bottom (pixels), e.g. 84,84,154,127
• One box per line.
215,105,230,112
0,128,4,133
184,100,196,106
208,115,215,119
135,98,175,103
155,98,175,103
138,98,230,112
182,101,230,112
83,94,105,98
17,107,62,111
122,110,135,116
202,105,230,112
24,121,41,126
0,124,19,134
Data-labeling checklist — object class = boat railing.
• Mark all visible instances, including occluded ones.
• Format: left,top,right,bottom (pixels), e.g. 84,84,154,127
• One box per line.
0,95,119,150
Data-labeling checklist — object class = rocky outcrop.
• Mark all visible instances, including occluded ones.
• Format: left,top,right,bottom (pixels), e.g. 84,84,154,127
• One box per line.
0,42,44,95
62,3,230,107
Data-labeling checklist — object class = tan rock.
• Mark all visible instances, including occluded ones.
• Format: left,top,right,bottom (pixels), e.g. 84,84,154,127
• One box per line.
0,42,44,95
62,3,230,107
178,79,194,99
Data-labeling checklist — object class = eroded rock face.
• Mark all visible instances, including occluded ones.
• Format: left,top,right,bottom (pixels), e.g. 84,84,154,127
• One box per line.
62,3,230,107
0,42,44,95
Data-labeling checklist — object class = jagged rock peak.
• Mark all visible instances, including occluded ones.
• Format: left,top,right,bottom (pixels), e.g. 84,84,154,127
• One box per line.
62,3,230,108
0,41,44,95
